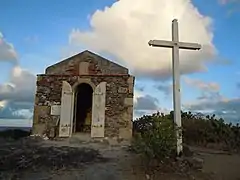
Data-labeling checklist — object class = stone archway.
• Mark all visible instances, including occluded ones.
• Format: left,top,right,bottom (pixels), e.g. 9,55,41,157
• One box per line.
70,79,107,138
73,83,93,133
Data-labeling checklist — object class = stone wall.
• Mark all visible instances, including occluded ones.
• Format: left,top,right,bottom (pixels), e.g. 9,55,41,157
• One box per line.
45,51,128,75
32,74,134,140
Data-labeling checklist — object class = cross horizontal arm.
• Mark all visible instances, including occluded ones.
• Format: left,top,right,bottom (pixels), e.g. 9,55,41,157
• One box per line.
148,40,201,50
148,40,175,48
178,42,201,50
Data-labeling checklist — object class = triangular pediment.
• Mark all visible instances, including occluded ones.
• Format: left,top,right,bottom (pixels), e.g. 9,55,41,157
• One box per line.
45,50,129,75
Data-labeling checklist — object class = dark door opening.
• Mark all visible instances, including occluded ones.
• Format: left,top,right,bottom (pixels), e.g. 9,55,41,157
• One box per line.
74,83,93,133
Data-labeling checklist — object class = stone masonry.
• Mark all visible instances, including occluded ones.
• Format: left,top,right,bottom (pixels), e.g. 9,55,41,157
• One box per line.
32,50,135,141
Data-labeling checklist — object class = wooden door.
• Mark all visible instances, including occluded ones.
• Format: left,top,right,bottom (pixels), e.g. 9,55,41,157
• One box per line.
91,82,106,138
59,81,73,137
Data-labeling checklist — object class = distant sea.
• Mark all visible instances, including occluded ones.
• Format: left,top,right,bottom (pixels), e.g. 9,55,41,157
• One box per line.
0,126,32,132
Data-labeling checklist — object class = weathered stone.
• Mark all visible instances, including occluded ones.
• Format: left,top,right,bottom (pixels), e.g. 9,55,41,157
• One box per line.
128,84,134,94
50,105,61,115
34,96,39,104
37,75,42,81
48,127,56,138
118,87,128,93
119,128,132,140
79,62,89,75
127,76,134,84
183,144,194,157
124,98,134,106
45,50,128,75
127,107,133,114
32,124,46,135
32,50,135,141
33,106,50,124
184,157,204,170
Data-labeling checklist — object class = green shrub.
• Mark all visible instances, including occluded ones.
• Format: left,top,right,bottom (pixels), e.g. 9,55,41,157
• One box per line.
133,111,240,154
181,112,240,150
132,112,177,162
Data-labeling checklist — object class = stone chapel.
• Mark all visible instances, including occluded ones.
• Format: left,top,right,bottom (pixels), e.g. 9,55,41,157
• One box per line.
32,50,134,141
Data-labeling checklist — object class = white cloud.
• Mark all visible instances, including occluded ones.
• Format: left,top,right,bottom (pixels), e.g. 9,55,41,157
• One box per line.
133,88,161,119
0,66,36,121
183,77,226,108
133,88,144,104
0,32,35,124
184,97,240,123
69,0,217,79
183,77,240,123
183,76,220,92
0,100,7,109
134,95,159,111
0,66,36,103
0,32,17,63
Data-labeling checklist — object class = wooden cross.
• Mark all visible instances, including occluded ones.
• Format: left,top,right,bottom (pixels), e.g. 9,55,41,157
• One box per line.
148,19,202,155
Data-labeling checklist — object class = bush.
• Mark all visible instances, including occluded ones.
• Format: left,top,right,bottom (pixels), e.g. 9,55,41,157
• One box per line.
132,112,177,163
181,111,240,151
133,111,240,156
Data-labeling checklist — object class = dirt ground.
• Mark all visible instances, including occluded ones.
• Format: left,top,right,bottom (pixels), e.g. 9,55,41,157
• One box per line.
191,146,240,180
1,137,240,180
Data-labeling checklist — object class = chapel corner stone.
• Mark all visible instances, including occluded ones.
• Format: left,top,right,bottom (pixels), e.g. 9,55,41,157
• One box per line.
124,98,134,106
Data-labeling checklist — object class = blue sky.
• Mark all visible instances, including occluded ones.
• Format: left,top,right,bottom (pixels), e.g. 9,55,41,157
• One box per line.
0,0,240,127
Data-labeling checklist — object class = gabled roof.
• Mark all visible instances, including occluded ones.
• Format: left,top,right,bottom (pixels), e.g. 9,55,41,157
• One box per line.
45,50,128,74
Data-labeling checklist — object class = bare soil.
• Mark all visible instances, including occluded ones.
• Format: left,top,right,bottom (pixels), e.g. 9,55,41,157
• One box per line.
1,137,240,180
191,146,240,180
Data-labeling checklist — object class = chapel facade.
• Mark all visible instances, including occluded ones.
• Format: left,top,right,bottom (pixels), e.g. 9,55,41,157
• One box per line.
32,50,134,141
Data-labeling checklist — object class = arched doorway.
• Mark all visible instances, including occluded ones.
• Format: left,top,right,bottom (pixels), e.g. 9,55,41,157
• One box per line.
74,83,93,133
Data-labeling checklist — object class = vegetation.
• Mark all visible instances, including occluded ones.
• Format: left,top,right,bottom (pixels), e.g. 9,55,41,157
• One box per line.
132,111,240,162
132,112,177,163
181,111,240,151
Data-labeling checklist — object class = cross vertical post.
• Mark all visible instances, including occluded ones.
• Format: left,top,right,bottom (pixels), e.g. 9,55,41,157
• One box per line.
148,19,201,156
172,19,182,155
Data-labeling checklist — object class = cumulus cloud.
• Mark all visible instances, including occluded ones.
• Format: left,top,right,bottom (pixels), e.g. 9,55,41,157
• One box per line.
183,76,220,92
0,102,33,119
185,97,240,123
133,89,161,118
0,32,18,63
69,0,217,80
133,88,171,119
135,95,159,111
134,88,159,111
0,32,33,120
183,77,239,123
0,66,36,103
0,100,7,109
183,77,225,106
0,66,36,120
133,88,143,105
